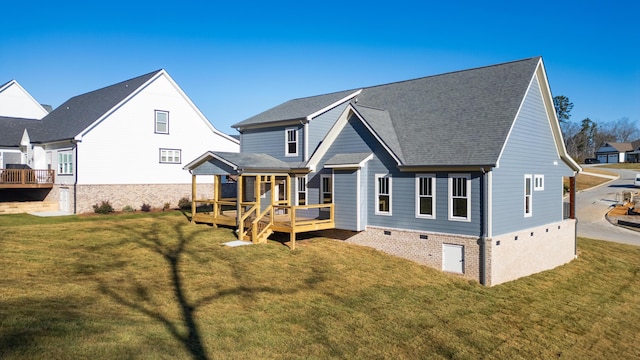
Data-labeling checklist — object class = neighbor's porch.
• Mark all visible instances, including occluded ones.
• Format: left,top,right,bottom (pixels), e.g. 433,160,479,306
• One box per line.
0,168,55,189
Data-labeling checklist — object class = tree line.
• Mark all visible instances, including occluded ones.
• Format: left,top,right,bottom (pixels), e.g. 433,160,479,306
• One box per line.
554,95,639,161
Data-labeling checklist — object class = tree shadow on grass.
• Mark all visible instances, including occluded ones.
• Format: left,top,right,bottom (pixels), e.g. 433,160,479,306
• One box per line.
91,220,311,360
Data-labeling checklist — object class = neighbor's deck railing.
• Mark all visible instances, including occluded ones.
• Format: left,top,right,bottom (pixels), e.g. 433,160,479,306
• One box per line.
0,169,55,188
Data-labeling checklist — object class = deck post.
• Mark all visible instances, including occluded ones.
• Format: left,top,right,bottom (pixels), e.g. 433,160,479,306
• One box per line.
290,231,296,250
191,174,196,224
286,174,291,206
212,175,219,228
237,175,244,239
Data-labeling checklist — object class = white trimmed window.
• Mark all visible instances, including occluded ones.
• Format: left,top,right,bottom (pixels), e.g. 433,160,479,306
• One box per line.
296,176,307,206
416,174,435,218
320,173,332,204
159,149,181,164
285,128,298,156
58,150,73,175
524,174,533,217
534,174,544,191
375,174,392,216
448,174,470,221
155,110,169,134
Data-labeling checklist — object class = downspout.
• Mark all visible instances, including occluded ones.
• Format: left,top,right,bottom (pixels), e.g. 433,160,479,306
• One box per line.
72,141,78,214
480,168,488,286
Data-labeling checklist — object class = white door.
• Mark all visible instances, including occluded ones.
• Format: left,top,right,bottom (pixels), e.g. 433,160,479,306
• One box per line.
59,188,69,212
442,244,464,274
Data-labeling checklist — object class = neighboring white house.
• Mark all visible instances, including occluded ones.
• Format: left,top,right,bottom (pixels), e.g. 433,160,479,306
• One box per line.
0,80,50,120
0,70,239,213
595,141,640,163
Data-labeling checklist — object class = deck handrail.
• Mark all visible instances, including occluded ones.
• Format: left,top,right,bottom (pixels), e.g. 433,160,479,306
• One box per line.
0,169,55,186
273,203,334,228
253,205,274,243
238,204,258,241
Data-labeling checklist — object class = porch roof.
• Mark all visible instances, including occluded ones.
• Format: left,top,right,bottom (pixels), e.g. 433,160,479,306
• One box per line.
184,151,307,175
324,152,373,169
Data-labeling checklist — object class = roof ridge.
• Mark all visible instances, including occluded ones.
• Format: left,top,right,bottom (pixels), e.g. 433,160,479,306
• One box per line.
66,69,163,100
360,57,541,91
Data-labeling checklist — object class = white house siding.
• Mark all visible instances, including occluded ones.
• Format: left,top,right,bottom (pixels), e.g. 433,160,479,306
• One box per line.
491,75,574,236
489,219,576,286
0,81,49,119
76,74,238,186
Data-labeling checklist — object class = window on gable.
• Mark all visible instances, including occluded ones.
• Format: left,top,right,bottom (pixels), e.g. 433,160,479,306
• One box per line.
449,174,470,221
321,174,332,204
296,176,307,206
285,128,298,156
58,150,73,175
376,174,392,216
534,174,544,191
416,174,435,218
155,110,169,134
159,149,181,164
525,174,533,217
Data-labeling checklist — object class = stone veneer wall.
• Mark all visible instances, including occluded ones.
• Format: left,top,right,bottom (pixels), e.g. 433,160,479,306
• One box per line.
44,183,215,214
489,219,576,286
344,226,484,283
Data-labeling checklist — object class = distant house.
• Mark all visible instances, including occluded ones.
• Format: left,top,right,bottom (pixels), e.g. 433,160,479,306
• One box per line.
595,141,640,163
0,70,239,213
185,57,581,286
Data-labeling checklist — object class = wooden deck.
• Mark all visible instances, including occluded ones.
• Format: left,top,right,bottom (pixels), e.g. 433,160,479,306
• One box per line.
191,201,335,249
0,169,55,189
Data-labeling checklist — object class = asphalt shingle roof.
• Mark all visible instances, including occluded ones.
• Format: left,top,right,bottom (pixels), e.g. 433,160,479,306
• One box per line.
212,151,293,170
232,89,357,128
0,116,41,147
31,70,161,142
234,57,542,167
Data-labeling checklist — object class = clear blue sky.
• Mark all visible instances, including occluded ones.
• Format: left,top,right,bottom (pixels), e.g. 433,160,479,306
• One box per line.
2,1,638,135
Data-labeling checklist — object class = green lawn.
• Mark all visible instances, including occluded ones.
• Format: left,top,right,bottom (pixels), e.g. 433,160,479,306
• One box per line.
1,212,640,359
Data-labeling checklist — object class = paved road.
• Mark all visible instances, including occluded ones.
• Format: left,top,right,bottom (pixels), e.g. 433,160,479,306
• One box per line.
576,166,640,246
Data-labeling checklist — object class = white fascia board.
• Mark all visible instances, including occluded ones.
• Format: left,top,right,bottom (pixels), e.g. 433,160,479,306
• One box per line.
305,89,362,121
324,153,374,169
306,105,354,172
349,106,402,166
160,71,240,146
76,71,164,140
183,151,238,171
535,60,582,173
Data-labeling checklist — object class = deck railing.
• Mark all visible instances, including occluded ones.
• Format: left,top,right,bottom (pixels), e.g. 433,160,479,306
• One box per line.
0,169,55,188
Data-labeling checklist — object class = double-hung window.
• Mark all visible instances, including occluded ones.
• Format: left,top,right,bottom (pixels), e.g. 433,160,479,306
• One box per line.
159,149,181,164
375,174,392,215
58,150,73,175
416,174,435,218
285,128,298,156
155,110,169,134
449,174,470,221
296,176,307,206
524,174,532,217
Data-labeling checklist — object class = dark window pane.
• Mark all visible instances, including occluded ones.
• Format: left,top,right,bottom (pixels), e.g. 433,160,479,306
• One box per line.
420,197,432,215
453,198,467,218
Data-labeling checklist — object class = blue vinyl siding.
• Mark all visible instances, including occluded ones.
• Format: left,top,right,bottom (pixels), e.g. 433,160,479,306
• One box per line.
491,75,574,236
190,158,236,175
308,102,349,156
315,115,482,236
241,125,304,162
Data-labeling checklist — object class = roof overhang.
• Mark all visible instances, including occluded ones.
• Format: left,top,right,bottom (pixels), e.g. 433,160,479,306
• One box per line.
398,165,495,172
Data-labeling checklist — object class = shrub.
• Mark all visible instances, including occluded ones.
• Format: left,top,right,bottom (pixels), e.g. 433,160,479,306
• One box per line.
140,203,152,212
163,202,171,211
93,201,114,214
122,205,135,213
178,196,191,209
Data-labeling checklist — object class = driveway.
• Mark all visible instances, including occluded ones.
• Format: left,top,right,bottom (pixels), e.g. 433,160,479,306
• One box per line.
576,166,640,246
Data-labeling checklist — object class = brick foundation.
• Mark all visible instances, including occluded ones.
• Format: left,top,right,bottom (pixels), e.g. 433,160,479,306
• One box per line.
46,183,215,214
